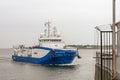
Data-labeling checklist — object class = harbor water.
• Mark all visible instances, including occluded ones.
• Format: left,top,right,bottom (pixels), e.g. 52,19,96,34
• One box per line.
0,49,96,80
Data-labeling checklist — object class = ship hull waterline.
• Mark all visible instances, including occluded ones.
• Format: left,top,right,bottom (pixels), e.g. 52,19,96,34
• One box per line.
12,47,77,65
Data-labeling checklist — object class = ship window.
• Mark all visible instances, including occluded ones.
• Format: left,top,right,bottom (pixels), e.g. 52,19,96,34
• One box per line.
40,40,43,42
56,39,60,42
46,39,48,41
40,39,62,42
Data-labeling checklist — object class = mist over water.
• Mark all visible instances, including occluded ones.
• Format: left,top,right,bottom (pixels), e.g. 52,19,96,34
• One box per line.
0,49,96,80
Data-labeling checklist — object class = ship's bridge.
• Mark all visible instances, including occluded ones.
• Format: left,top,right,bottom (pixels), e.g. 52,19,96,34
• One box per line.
39,37,62,42
39,37,65,49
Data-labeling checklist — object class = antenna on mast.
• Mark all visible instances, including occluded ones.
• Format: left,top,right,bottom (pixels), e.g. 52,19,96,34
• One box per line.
53,26,57,37
44,29,47,37
44,21,51,37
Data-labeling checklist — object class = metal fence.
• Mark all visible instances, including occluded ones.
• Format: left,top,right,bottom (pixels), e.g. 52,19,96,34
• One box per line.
95,25,113,80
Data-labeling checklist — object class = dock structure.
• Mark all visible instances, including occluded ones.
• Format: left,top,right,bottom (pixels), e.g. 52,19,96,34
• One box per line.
115,21,120,80
95,25,113,80
94,22,120,80
94,0,120,80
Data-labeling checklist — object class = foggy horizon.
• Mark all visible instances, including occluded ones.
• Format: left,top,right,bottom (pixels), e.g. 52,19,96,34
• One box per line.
0,0,120,48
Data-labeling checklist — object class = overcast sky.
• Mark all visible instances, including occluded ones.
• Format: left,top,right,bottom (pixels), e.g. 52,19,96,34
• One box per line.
0,0,120,48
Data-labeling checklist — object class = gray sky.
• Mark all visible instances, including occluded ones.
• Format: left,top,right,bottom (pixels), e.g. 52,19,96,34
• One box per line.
0,0,120,48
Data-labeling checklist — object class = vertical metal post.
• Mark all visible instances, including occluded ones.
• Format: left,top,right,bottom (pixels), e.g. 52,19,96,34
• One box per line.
112,0,116,79
103,32,105,80
101,31,103,80
47,21,50,38
45,21,51,38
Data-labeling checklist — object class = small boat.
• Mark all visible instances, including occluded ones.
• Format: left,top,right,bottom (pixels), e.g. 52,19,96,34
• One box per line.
12,22,80,65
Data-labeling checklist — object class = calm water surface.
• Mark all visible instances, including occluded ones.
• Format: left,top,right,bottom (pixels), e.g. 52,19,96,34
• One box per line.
0,49,96,80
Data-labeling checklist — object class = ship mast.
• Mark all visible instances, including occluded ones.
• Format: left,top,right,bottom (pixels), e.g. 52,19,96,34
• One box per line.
44,21,51,38
53,26,57,37
44,29,47,37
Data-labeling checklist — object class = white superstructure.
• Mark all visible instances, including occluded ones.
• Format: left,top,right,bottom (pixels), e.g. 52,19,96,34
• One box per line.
39,22,65,49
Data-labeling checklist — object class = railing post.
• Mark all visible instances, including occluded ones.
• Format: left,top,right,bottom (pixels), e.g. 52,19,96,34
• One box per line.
112,0,116,79
101,31,103,80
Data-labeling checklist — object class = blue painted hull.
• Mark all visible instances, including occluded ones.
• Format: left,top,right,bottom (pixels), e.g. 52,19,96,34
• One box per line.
12,49,77,65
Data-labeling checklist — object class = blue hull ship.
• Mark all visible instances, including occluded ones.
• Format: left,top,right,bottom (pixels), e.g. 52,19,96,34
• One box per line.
12,46,77,64
12,22,80,65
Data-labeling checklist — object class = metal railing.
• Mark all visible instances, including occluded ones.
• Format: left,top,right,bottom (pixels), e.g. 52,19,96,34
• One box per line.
95,26,113,80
